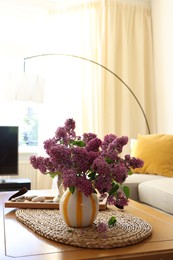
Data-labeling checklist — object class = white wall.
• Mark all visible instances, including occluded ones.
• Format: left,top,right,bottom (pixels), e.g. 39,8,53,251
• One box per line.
152,0,173,133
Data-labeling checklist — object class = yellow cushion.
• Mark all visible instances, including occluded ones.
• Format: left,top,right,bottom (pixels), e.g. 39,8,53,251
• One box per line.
131,134,173,177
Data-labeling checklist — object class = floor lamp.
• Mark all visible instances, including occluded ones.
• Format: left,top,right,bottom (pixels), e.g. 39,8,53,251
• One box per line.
24,53,151,135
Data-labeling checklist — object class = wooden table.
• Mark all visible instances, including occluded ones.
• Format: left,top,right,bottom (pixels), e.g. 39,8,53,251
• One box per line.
1,189,173,260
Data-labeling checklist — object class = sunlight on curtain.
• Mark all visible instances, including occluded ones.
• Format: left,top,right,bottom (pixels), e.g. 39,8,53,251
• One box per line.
28,0,155,141
98,1,155,139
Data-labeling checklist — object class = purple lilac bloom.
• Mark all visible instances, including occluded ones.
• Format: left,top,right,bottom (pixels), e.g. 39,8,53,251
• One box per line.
30,155,38,169
83,133,97,144
115,191,129,207
30,156,48,174
43,157,56,172
111,163,128,183
86,137,102,152
64,118,76,139
87,151,100,167
107,192,128,207
113,136,128,153
92,157,111,175
97,222,108,233
101,134,117,150
101,141,119,161
62,170,93,196
43,138,57,155
107,194,116,205
29,118,144,209
62,169,77,188
107,141,120,153
125,154,144,169
64,118,76,131
71,147,96,173
55,127,68,143
75,175,93,196
49,145,72,168
94,173,112,194
92,158,112,193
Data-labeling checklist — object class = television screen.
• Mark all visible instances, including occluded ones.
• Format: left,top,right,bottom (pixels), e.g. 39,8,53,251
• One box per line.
0,126,18,176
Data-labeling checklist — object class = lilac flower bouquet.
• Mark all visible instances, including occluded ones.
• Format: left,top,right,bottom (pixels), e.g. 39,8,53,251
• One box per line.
30,118,143,209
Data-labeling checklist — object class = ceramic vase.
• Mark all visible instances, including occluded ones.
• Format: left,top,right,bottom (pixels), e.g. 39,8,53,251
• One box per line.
59,188,99,227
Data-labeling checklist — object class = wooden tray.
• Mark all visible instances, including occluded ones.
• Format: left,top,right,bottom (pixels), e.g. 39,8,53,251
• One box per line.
5,197,107,210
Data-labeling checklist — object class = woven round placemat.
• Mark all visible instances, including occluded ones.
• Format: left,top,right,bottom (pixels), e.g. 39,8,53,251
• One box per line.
15,208,152,249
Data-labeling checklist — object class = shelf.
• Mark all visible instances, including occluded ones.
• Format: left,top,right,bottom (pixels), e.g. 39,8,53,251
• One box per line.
0,178,31,191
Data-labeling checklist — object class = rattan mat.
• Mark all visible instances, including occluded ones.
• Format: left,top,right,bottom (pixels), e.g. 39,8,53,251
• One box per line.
15,208,152,249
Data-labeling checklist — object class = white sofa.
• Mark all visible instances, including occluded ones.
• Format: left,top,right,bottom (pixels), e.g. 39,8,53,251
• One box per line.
125,134,173,215
124,174,173,215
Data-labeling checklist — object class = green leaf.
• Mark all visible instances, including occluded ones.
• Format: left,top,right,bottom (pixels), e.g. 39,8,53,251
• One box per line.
111,181,118,187
88,171,97,180
123,186,130,198
69,186,75,194
108,216,117,228
49,172,58,178
109,184,119,195
105,157,113,164
128,169,133,175
67,229,73,233
72,140,86,147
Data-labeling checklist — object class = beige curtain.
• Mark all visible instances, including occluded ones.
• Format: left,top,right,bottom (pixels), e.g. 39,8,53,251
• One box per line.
38,0,155,134
98,1,156,139
28,0,155,138
22,0,155,188
152,0,173,134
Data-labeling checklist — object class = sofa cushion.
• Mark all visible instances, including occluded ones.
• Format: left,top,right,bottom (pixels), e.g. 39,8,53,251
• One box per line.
124,174,164,201
131,134,173,177
138,178,173,215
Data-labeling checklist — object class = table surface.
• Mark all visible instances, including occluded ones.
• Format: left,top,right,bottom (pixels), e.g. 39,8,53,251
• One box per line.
1,189,173,260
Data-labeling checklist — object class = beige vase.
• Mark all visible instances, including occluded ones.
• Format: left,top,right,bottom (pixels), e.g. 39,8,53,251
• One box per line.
59,188,99,227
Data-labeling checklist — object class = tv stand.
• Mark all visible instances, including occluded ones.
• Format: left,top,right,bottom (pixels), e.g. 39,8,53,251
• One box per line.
0,178,31,191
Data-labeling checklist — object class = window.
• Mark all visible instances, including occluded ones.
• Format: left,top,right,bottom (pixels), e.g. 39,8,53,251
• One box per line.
0,101,41,149
19,104,39,147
